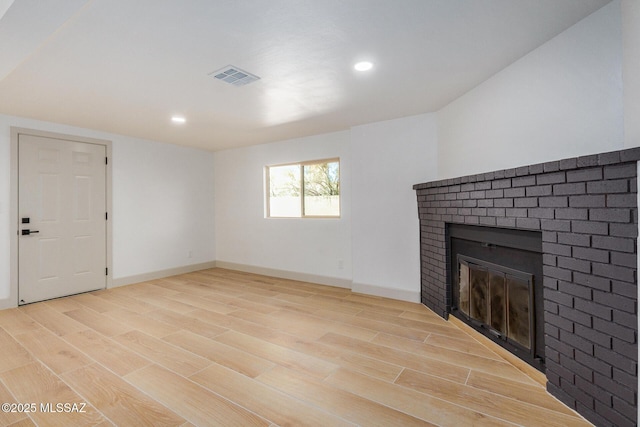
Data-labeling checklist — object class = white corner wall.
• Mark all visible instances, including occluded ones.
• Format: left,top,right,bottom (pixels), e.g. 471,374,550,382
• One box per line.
351,114,438,302
214,131,352,287
437,1,624,179
0,114,215,308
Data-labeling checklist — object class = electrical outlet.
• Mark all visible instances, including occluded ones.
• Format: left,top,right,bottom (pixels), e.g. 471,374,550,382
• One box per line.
188,250,193,259
337,259,344,270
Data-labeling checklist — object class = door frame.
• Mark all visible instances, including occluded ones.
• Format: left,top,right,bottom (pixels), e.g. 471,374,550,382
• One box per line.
8,127,113,308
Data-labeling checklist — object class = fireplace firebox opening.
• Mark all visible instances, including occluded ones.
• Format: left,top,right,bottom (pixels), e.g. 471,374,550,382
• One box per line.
448,224,544,371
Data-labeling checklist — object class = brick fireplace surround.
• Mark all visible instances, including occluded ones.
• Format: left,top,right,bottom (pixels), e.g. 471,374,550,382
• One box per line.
414,148,638,427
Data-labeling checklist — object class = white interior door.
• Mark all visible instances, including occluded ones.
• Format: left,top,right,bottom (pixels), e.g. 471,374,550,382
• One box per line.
18,134,107,304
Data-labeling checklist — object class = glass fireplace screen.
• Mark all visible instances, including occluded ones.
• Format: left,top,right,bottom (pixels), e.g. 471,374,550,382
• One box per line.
458,256,533,350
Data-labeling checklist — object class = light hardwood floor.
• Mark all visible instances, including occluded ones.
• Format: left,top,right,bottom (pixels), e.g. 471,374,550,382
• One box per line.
0,268,592,426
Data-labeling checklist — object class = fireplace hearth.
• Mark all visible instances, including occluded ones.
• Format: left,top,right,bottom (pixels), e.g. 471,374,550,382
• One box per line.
448,224,544,370
414,148,638,427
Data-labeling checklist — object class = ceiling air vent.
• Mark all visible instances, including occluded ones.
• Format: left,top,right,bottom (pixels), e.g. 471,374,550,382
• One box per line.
209,65,260,87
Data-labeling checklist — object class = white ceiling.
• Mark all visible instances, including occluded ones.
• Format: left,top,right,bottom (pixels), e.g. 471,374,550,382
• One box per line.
0,0,611,151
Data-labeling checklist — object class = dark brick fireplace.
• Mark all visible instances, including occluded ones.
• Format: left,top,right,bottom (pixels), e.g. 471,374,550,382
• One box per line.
414,148,638,427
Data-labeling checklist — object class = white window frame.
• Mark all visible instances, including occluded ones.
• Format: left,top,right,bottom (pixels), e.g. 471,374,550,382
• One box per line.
265,158,340,218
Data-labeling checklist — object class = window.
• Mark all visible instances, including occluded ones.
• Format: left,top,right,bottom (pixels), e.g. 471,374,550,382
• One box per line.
266,158,340,218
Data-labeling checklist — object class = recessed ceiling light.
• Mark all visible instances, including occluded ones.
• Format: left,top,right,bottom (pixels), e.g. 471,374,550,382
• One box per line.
171,116,186,124
354,61,373,71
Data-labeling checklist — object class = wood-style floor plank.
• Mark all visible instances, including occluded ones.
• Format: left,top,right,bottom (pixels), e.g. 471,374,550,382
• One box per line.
372,332,534,383
67,293,121,313
257,365,435,427
91,288,158,313
0,268,592,427
0,327,33,373
19,305,87,337
190,363,356,427
395,368,591,427
255,329,404,382
186,307,283,340
214,330,339,379
228,308,332,340
0,381,29,426
0,309,39,335
318,332,471,384
13,328,93,375
42,297,84,313
62,329,152,376
270,308,379,341
238,292,319,316
164,292,238,314
145,308,228,338
131,293,198,314
424,331,505,360
63,308,133,337
306,294,405,317
357,309,469,339
62,363,185,426
5,418,37,427
125,364,271,427
325,367,515,426
162,330,276,378
466,370,578,416
113,330,211,377
222,295,282,315
0,362,107,426
345,293,428,314
103,308,181,338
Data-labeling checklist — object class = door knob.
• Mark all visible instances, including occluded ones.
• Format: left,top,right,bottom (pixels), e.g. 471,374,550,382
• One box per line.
21,230,39,236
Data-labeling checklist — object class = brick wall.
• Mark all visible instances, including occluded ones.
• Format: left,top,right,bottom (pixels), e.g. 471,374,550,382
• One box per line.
414,148,638,427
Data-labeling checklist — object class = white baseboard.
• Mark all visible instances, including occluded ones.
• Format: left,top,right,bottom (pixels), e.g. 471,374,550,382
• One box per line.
1,260,421,311
0,298,16,310
351,281,421,303
215,261,352,289
111,261,217,288
216,262,420,303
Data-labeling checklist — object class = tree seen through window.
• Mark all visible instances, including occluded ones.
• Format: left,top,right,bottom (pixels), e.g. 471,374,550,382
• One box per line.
267,159,340,217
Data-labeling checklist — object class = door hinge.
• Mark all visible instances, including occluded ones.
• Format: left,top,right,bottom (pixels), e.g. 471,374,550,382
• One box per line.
105,268,108,276
105,212,108,220
105,157,108,165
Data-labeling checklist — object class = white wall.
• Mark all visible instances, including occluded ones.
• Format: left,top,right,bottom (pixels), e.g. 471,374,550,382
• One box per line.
351,114,438,302
0,117,10,301
214,131,352,286
214,115,438,301
437,1,624,179
623,0,640,148
112,136,215,279
0,114,215,308
0,0,14,20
